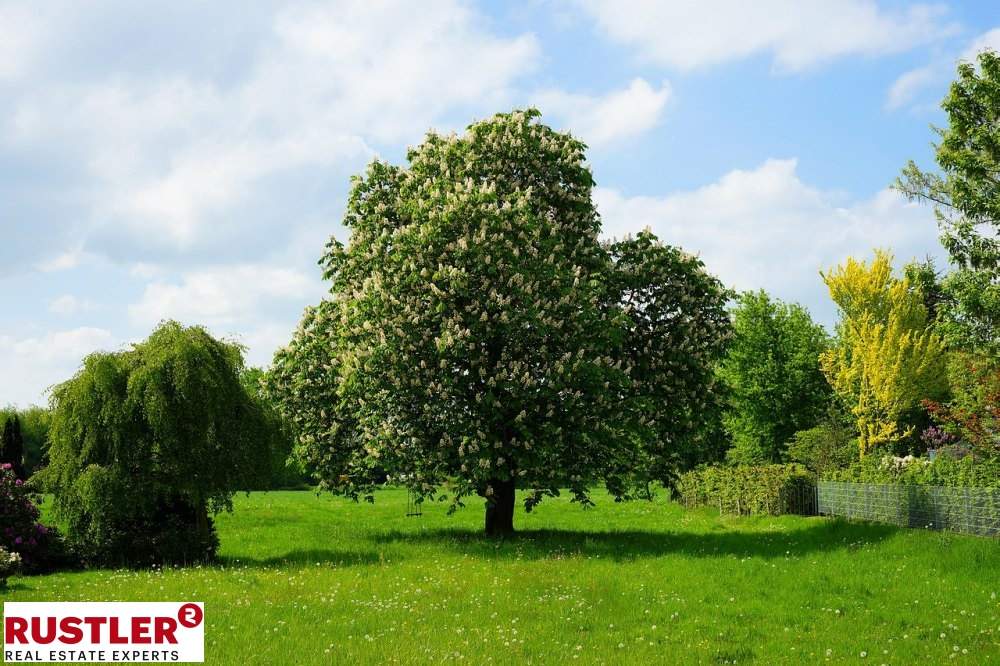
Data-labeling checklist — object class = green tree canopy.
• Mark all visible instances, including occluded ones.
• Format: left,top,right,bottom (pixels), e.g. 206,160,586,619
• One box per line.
0,415,25,479
719,291,831,463
896,49,1000,354
605,231,732,478
0,406,52,477
268,110,731,534
240,366,305,489
42,321,272,564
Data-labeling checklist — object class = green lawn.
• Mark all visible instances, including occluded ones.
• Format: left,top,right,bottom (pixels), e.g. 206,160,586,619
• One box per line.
7,489,1000,664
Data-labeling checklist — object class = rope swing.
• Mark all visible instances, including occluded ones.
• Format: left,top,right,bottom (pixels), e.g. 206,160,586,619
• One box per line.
406,488,423,517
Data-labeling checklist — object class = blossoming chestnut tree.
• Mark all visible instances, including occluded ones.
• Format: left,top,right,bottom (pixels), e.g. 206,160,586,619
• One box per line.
268,110,731,535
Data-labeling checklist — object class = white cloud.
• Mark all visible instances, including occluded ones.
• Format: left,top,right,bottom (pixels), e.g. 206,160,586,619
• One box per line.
106,132,371,247
129,263,164,280
237,322,304,369
3,327,114,364
268,2,539,141
960,27,1000,61
885,64,939,110
578,0,952,72
128,265,320,329
96,0,540,248
534,78,671,146
0,327,117,406
2,0,541,262
595,158,944,325
35,247,86,273
0,3,47,81
48,295,96,316
126,263,326,373
887,27,1000,111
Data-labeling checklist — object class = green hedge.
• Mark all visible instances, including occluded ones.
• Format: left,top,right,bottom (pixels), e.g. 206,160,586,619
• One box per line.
826,454,1000,488
677,464,816,516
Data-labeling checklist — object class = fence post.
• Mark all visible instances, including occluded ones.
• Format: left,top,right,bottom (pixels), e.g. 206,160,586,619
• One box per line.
965,487,972,535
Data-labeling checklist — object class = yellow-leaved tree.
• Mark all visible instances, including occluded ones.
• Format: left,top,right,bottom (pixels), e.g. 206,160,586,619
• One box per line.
820,251,948,457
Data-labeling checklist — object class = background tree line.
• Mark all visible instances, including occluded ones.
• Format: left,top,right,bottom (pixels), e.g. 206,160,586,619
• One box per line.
713,49,999,475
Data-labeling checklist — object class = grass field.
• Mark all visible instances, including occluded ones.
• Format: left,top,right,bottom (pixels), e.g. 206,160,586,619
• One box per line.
6,489,1000,664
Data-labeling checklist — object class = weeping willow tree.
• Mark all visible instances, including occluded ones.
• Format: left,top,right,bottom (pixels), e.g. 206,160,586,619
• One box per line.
41,321,273,565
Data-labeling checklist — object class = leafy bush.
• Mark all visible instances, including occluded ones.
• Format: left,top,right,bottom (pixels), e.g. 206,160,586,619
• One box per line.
0,463,71,573
677,464,815,516
0,547,20,588
924,352,1000,455
828,453,1000,488
64,482,220,566
786,407,857,476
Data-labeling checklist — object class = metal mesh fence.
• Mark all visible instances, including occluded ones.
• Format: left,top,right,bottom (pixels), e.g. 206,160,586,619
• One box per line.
817,481,1000,537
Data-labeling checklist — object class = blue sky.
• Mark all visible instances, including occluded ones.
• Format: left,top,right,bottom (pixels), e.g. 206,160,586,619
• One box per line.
1,0,998,407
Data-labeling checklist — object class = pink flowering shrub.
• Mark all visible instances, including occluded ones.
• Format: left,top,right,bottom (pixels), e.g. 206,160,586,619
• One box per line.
0,463,68,573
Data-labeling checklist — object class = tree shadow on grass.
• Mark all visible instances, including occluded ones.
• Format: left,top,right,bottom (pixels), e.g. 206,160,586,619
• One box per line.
218,549,383,569
369,518,898,561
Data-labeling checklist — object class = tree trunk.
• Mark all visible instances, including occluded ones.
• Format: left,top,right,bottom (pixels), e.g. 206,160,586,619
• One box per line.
195,500,210,535
192,499,215,562
484,478,515,537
